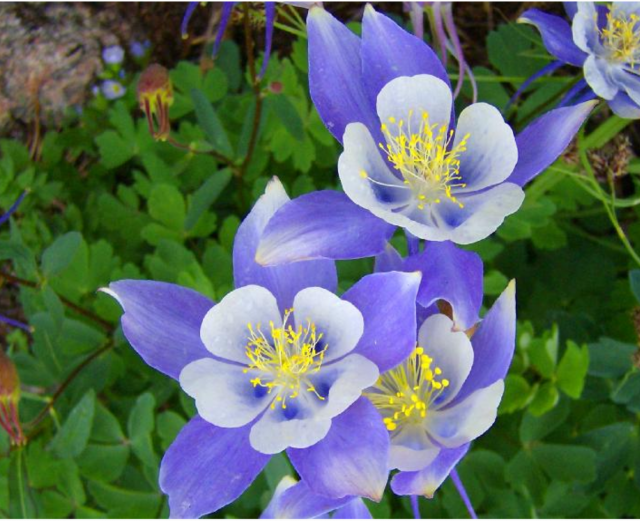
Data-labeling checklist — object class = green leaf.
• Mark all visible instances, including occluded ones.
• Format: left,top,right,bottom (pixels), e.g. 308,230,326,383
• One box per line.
520,397,570,442
185,169,232,230
79,444,129,483
556,341,589,398
500,374,532,414
527,325,559,378
87,481,161,518
484,270,509,296
41,232,83,277
531,444,597,483
148,184,186,231
51,390,96,459
528,381,559,417
588,338,635,378
127,393,158,468
156,411,186,451
269,95,305,141
95,131,135,169
630,269,640,304
191,88,233,157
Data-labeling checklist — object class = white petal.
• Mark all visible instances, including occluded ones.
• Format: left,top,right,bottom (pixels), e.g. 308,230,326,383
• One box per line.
200,285,281,364
389,423,440,471
339,123,413,215
433,183,525,245
611,2,640,19
426,380,505,448
613,67,640,106
584,55,619,100
417,314,474,408
293,287,365,363
572,3,602,53
311,354,380,420
249,392,333,454
179,358,272,428
376,75,452,136
454,103,518,193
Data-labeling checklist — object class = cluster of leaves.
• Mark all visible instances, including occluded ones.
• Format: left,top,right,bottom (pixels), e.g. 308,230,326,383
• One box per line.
1,7,640,519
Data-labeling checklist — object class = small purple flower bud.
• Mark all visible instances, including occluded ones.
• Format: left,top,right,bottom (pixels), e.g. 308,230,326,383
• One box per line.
102,45,125,65
101,80,126,100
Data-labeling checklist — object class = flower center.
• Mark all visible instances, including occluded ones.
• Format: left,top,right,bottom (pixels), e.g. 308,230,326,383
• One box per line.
601,10,640,66
366,347,449,431
373,111,469,209
243,308,328,410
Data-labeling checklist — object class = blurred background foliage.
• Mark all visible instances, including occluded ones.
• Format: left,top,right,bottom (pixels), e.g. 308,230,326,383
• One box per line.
1,2,640,518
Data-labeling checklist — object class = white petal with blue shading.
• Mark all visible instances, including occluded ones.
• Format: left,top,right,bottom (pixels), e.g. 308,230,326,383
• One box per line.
417,314,474,407
292,287,364,363
389,423,440,471
434,182,525,245
180,358,272,428
584,55,618,100
454,103,518,193
339,123,412,213
613,68,640,106
310,354,380,421
249,392,333,454
426,380,504,448
376,75,452,137
200,285,282,364
572,2,602,53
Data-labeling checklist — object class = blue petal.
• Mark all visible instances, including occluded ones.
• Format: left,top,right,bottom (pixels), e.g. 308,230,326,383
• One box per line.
0,190,27,227
564,2,578,19
374,243,404,273
180,2,199,38
506,100,597,186
390,444,469,498
403,242,483,332
234,177,337,312
361,5,449,108
261,477,355,519
333,498,372,519
518,9,587,66
255,191,396,265
342,271,421,372
104,280,214,380
308,7,378,143
453,281,516,405
160,416,270,518
288,398,389,501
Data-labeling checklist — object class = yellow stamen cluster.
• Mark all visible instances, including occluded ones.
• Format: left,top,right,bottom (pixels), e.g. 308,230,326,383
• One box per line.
601,10,640,66
374,111,469,209
244,309,328,410
366,347,450,431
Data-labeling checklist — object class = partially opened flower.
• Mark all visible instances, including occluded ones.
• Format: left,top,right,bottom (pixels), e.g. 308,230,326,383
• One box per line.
254,5,596,265
137,64,174,141
262,476,371,519
373,281,516,498
520,2,640,118
104,178,421,518
0,350,25,446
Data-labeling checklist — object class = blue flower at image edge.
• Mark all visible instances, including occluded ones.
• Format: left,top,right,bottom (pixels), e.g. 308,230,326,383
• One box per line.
520,1,640,118
253,5,597,267
103,178,422,518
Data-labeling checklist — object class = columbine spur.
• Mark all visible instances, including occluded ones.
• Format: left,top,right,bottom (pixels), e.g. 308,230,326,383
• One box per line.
103,178,421,518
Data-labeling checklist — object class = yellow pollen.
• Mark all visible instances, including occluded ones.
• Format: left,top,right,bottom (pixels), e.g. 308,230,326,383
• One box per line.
244,308,327,410
365,346,450,431
600,10,640,66
375,110,468,209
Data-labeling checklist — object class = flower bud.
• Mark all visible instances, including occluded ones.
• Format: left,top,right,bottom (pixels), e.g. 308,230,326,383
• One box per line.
0,351,25,445
137,64,174,141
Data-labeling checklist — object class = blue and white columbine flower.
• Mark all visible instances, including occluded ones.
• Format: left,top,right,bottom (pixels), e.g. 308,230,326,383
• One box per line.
253,5,596,265
104,178,421,518
339,74,522,244
520,2,640,118
373,282,515,497
262,476,372,519
102,45,125,65
101,80,126,100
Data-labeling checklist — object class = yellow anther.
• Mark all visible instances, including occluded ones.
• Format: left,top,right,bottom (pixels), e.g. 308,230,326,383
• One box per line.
601,9,640,65
360,170,368,179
